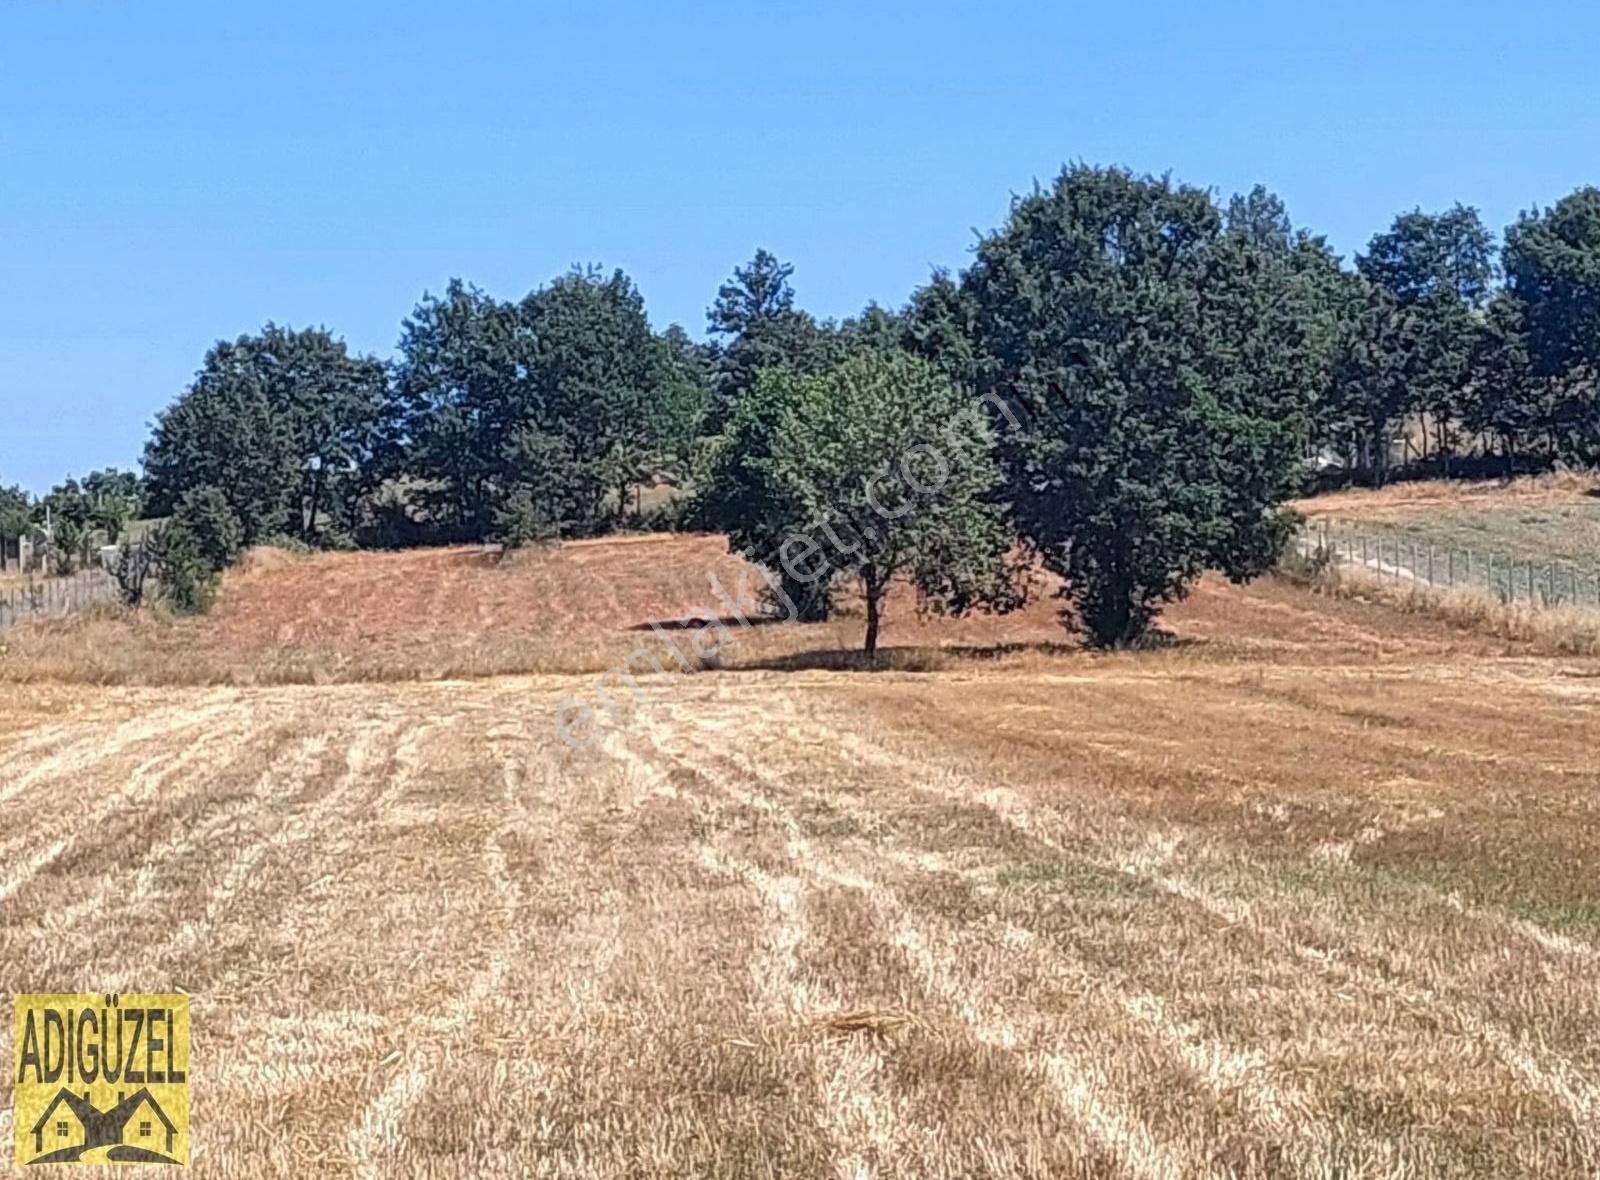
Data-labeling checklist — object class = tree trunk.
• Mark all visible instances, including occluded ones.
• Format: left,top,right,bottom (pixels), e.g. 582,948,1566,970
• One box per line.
862,568,882,655
306,474,323,541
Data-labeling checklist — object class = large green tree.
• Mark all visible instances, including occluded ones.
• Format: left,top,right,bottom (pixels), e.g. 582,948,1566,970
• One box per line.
1464,291,1551,472
1325,277,1418,485
694,361,833,620
1356,206,1496,466
903,270,979,387
965,166,1325,646
145,325,387,544
1503,187,1600,465
705,250,830,431
1222,189,1351,472
393,270,706,541
390,281,535,538
703,351,1016,653
523,269,707,522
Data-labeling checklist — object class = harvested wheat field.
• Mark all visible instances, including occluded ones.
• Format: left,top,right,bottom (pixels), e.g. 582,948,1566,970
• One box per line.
3,542,1600,1176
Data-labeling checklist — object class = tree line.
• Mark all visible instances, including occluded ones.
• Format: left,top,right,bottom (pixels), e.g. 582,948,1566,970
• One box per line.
6,165,1598,644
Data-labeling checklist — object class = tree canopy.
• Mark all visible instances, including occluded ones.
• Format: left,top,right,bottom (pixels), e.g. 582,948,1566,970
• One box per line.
145,325,386,545
0,484,30,539
705,250,830,431
702,351,1016,651
965,165,1326,645
1503,187,1600,464
391,269,707,544
53,165,1600,638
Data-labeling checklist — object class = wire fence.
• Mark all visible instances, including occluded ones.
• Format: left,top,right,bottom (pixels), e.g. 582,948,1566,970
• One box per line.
0,569,121,629
1305,520,1600,610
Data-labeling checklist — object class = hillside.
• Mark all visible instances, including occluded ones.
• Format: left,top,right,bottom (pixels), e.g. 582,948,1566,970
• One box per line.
0,530,1552,687
3,536,1599,1174
1297,473,1600,587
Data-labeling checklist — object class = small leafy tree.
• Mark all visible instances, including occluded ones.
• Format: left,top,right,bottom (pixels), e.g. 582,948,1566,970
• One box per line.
52,518,85,576
693,369,834,621
493,487,560,552
173,486,244,571
709,351,1017,653
0,484,31,539
139,487,244,616
155,521,220,615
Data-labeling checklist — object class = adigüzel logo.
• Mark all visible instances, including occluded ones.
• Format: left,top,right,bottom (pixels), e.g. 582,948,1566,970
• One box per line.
13,993,189,1167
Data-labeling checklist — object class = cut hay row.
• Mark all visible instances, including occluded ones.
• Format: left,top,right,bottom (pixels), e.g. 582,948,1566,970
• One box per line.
2,656,1599,1175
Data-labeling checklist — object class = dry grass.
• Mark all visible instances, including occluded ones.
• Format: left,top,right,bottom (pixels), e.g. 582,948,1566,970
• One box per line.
3,648,1599,1175
1307,564,1600,656
4,534,1600,1174
1295,470,1600,521
1298,473,1600,590
0,533,1553,688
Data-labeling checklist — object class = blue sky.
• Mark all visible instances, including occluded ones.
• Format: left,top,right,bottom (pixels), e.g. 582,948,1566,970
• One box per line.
4,0,1598,493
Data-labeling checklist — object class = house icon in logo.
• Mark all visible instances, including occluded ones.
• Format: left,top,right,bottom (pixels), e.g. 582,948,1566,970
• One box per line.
26,1087,180,1165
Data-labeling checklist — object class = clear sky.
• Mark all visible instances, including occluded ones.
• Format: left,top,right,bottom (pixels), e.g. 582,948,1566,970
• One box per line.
3,0,1597,494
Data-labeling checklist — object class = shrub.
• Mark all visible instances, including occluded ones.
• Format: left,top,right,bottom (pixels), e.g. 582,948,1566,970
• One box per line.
494,489,560,552
155,522,221,615
254,532,315,556
174,486,243,570
52,518,84,576
113,538,160,607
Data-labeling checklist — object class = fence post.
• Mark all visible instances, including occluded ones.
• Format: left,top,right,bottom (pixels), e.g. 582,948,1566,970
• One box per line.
1427,545,1435,587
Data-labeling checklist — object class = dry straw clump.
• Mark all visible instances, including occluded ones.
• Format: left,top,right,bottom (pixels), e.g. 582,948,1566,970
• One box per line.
1317,564,1600,656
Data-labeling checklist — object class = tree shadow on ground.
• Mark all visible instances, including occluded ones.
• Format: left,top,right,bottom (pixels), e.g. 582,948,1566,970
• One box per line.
628,614,789,632
732,631,1193,674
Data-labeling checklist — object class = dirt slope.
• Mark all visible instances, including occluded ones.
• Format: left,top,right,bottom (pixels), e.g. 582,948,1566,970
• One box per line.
0,532,1552,686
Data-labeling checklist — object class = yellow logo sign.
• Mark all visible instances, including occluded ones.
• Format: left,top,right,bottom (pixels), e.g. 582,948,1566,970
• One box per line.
13,994,189,1167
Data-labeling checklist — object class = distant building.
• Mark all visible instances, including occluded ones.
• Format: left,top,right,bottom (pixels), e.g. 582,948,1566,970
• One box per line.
0,530,38,573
